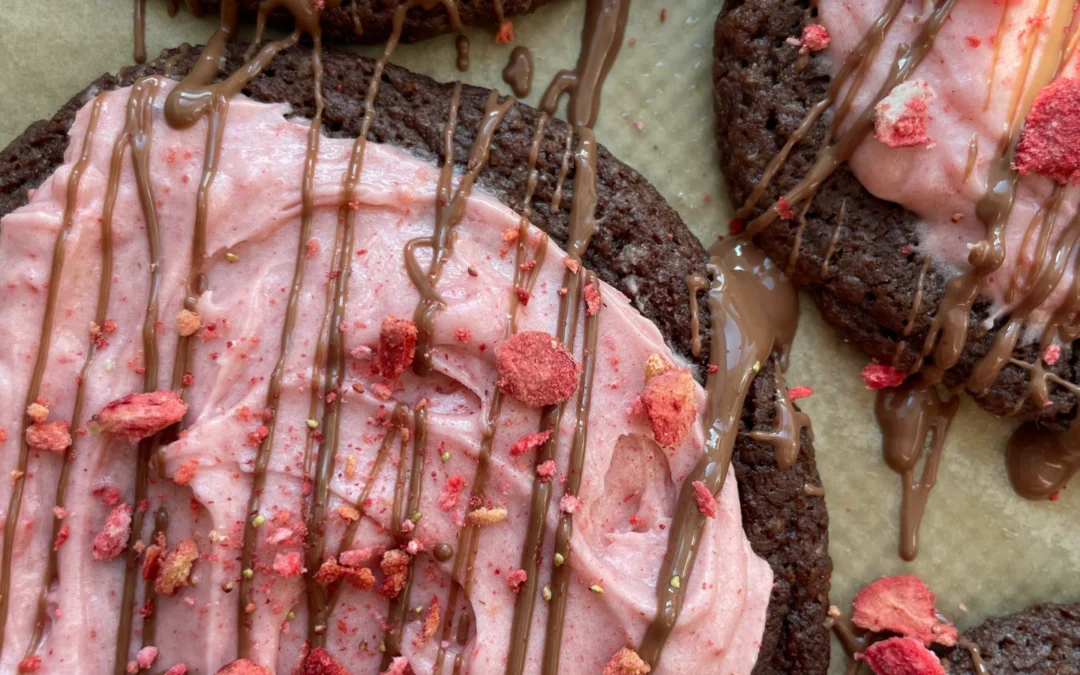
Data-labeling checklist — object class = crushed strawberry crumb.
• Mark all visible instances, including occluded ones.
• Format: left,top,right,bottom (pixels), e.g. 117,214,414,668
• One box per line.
603,647,651,675
800,24,831,52
26,421,71,454
438,474,465,511
136,646,158,669
215,659,270,675
692,480,716,518
314,556,375,590
164,665,188,675
1014,78,1080,185
788,385,814,401
495,21,514,44
380,549,410,598
853,575,958,647
54,524,71,551
300,647,349,675
380,657,410,675
414,596,441,647
496,331,580,407
377,316,418,379
641,369,698,448
1043,343,1062,365
856,636,945,675
155,539,199,596
17,656,41,673
506,568,528,592
515,287,531,305
584,282,601,316
95,390,187,442
861,363,908,390
176,309,202,337
536,459,557,483
874,79,936,148
27,402,49,423
559,494,582,514
467,506,508,526
93,503,133,561
272,551,304,578
510,429,552,456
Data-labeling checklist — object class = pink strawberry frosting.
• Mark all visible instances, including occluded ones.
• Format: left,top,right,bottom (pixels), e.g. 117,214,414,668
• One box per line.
819,0,1080,326
0,80,771,673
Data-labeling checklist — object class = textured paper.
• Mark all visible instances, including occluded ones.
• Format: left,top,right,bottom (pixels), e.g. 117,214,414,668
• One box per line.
1,1,1077,671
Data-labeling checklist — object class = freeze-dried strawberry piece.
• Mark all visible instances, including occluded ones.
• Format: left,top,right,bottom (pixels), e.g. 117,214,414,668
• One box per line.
137,646,159,669
438,474,465,511
506,568,528,592
27,402,49,424
467,506,508,526
875,80,935,148
93,503,133,561
692,480,716,518
788,386,814,400
142,543,164,581
414,596,440,647
17,655,41,673
861,363,908,390
216,660,271,675
381,657,410,675
1014,78,1080,185
54,525,71,551
155,539,199,596
560,494,582,514
272,551,303,578
314,556,376,590
340,545,383,567
853,575,958,646
1043,343,1062,365
96,390,187,442
536,460,557,483
801,24,831,51
300,647,349,675
377,316,418,379
641,369,698,448
497,332,580,407
176,309,202,337
856,637,945,675
584,282,601,316
164,665,188,675
380,549,410,598
644,354,672,381
26,421,71,455
603,647,651,675
510,430,552,456
496,20,514,44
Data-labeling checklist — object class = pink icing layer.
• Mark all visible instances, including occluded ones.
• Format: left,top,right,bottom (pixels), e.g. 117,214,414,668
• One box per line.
0,80,771,673
819,0,1080,327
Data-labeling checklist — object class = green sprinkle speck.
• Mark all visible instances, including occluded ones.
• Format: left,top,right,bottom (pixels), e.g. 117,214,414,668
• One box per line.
553,553,565,567
542,586,552,602
286,611,296,621
306,418,319,429
589,584,604,594
441,451,451,463
252,514,266,528
670,575,681,590
225,252,240,263
242,568,254,579
411,511,422,523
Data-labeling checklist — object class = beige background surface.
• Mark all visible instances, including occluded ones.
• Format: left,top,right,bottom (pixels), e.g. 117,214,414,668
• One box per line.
1,1,1076,671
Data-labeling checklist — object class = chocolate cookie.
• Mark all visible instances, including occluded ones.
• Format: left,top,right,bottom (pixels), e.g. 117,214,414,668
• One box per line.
712,0,1079,427
945,603,1080,674
0,43,831,673
163,0,556,43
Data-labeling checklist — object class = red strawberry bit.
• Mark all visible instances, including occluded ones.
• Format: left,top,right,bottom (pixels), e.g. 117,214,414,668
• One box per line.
17,656,41,673
516,287,531,306
26,421,71,455
142,543,164,581
340,545,383,567
164,665,189,675
380,549,410,598
874,80,936,148
438,474,465,511
1014,78,1080,185
788,385,814,401
560,494,583,514
495,20,514,44
377,316,418,379
861,363,907,390
965,35,982,47
414,596,441,647
728,219,746,234
801,24,831,51
641,369,698,448
536,459,557,483
155,539,199,596
1043,343,1061,366
314,557,375,590
496,331,580,407
775,197,796,221
852,575,958,647
510,430,552,457
173,460,198,486
137,646,159,669
584,282,601,316
603,647,651,675
563,258,581,273
96,390,187,442
506,568,528,592
381,657,410,675
216,660,271,675
54,525,71,551
27,402,49,424
856,636,945,675
272,551,303,578
93,503,133,561
300,647,349,675
692,480,716,518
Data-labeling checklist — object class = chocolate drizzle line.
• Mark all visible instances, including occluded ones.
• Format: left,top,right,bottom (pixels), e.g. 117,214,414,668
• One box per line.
15,95,105,663
638,238,799,667
959,637,991,675
433,111,550,675
502,46,534,98
134,0,148,63
114,76,168,675
686,274,707,358
875,377,959,561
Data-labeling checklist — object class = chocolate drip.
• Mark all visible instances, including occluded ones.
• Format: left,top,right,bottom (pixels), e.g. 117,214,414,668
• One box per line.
820,198,846,278
134,0,148,63
408,85,515,376
749,360,813,470
959,637,991,675
686,274,707,358
502,46,534,97
16,95,105,663
140,506,170,647
456,35,470,71
1007,421,1080,500
114,76,168,675
638,239,799,667
434,111,551,675
827,613,874,674
875,376,958,561
548,131,573,213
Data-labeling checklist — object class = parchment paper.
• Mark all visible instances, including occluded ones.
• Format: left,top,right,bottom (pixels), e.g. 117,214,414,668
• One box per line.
1,1,1076,671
